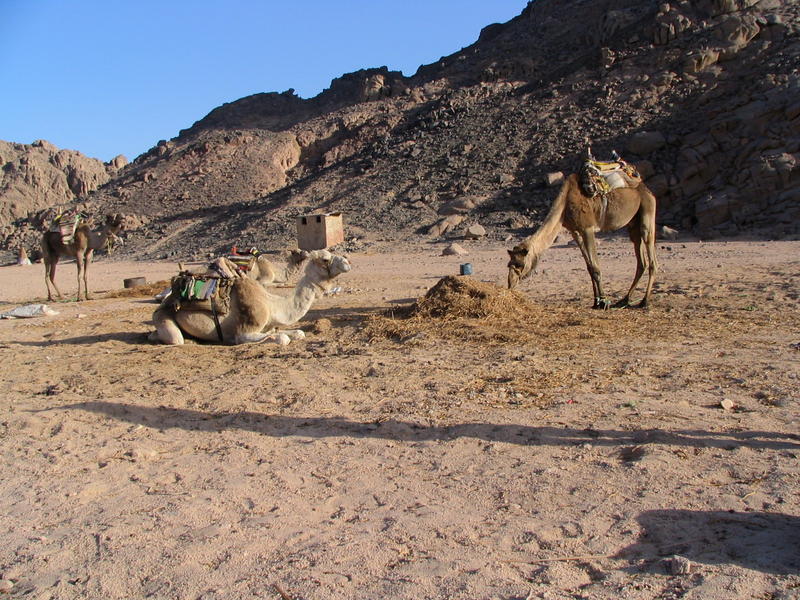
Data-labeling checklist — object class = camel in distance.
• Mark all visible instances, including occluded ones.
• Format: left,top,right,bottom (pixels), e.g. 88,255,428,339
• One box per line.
41,213,124,302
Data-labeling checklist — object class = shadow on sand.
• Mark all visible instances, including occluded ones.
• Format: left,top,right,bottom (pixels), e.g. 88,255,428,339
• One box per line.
618,509,800,575
48,401,800,453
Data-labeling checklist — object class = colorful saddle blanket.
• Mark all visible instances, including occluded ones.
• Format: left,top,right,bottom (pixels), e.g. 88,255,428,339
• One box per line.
49,211,84,243
225,255,257,272
579,156,641,198
166,272,235,315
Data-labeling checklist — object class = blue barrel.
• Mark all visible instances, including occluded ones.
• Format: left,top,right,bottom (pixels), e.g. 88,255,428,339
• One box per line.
460,263,473,275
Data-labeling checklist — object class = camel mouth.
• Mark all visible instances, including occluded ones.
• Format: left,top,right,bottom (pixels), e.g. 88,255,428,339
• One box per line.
339,258,353,273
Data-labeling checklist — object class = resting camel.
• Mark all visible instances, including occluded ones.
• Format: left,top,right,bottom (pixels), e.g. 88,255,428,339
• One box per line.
507,173,657,309
42,213,125,301
151,249,351,345
178,249,310,291
235,249,310,287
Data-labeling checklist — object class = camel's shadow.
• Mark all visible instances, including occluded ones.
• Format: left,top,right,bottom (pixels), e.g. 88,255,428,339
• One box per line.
49,401,800,452
14,331,146,346
618,509,800,575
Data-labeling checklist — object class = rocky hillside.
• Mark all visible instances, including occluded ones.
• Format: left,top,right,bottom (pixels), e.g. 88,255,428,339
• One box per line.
0,140,126,250
3,0,798,261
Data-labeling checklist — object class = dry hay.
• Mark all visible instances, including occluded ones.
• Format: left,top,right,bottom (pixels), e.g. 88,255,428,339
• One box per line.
363,271,795,349
412,275,537,320
364,275,545,344
102,280,171,299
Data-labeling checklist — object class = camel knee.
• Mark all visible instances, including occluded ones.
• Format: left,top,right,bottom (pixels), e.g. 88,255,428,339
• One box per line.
152,309,185,345
154,321,185,345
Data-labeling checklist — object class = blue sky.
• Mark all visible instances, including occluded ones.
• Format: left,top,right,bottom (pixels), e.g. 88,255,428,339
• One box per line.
1,1,527,163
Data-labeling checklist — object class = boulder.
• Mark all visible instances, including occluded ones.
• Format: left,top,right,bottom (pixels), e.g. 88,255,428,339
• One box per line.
695,193,732,229
428,214,465,237
696,0,760,17
653,4,692,45
442,243,468,256
647,174,670,198
627,131,667,155
659,225,679,240
684,48,720,74
544,171,564,186
464,224,487,239
438,196,479,215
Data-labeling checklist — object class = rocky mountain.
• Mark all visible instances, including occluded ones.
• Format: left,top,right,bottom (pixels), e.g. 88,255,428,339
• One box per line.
0,140,126,250
2,0,798,261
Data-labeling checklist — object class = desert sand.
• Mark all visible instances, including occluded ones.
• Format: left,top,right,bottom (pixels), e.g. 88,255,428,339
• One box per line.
0,236,798,599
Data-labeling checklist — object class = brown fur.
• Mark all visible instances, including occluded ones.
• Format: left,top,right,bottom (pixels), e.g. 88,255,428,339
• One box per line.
507,174,658,309
42,214,124,301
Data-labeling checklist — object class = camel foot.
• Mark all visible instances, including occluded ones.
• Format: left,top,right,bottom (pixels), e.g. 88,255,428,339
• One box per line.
234,332,291,345
593,297,612,310
634,299,650,310
612,298,631,309
281,329,305,341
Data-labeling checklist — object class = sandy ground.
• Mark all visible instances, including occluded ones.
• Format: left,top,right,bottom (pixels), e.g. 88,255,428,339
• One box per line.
0,236,799,600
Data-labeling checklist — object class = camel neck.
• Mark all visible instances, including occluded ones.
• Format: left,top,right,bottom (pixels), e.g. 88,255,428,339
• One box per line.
269,273,327,326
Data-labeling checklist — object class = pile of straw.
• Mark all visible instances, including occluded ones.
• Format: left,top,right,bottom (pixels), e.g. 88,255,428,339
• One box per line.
364,276,542,344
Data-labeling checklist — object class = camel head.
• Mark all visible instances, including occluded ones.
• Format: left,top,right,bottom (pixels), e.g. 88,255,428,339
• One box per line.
507,245,536,289
104,213,125,232
287,248,311,267
306,249,351,288
100,213,125,251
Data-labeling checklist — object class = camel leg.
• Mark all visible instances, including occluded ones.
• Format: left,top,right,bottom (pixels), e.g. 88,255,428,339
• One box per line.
44,257,63,301
152,307,186,345
638,209,658,309
75,254,85,301
570,231,595,298
234,331,291,345
615,220,646,308
572,229,608,309
83,250,95,300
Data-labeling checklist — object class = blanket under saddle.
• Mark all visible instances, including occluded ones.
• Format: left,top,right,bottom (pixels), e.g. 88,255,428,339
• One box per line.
165,271,237,315
579,152,642,199
48,211,84,244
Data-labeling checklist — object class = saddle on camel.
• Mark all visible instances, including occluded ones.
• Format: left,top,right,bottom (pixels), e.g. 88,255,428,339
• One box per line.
161,256,243,343
225,245,262,275
507,147,657,309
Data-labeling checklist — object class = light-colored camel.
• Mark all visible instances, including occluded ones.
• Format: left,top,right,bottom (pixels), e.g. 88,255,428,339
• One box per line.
42,214,125,301
507,173,658,309
178,249,310,289
241,249,310,287
152,249,351,345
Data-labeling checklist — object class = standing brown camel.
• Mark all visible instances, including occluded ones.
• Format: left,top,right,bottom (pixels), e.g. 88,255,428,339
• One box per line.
42,214,124,301
507,173,658,309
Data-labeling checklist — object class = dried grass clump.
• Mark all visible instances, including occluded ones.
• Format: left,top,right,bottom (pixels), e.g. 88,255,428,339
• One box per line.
412,276,539,320
102,280,171,299
365,276,543,343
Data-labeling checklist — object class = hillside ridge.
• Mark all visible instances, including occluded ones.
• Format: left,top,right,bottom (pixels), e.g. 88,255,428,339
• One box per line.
2,0,798,261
